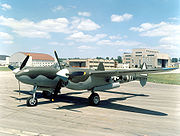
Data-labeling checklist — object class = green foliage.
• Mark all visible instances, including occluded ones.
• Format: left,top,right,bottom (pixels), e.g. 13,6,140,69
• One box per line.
117,56,122,63
171,58,178,63
106,57,109,60
96,57,104,59
110,57,114,60
148,73,180,85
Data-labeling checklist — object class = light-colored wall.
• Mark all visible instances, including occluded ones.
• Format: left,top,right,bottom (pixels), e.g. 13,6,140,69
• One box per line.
123,49,170,68
32,60,55,67
0,60,6,66
87,59,114,68
0,57,10,66
9,52,27,67
9,52,55,67
117,63,129,69
6,57,9,66
67,59,115,69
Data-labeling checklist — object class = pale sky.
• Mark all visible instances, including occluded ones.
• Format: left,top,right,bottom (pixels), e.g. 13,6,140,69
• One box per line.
0,0,179,58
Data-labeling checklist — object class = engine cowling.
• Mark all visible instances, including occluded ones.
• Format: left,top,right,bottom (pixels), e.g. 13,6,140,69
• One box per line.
94,82,120,91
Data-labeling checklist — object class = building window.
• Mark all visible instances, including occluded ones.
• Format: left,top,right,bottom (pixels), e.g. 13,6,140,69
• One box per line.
135,55,142,57
125,55,131,57
136,52,142,54
147,54,154,56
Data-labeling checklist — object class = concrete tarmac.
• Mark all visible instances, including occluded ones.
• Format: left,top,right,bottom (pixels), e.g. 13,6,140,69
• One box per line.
0,71,180,136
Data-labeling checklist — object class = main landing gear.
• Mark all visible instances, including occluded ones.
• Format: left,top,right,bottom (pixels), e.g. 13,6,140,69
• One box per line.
88,90,100,106
27,85,38,106
26,86,100,106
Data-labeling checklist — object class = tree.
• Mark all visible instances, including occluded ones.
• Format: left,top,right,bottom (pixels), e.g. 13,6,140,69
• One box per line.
117,56,122,63
110,57,114,60
171,58,178,63
96,57,104,59
106,57,109,60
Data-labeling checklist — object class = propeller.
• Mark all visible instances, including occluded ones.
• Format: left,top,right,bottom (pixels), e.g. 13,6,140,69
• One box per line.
54,50,62,70
20,55,30,70
17,55,29,96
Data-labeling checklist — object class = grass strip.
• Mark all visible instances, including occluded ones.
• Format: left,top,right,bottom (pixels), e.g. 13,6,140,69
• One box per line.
148,73,180,85
0,67,11,71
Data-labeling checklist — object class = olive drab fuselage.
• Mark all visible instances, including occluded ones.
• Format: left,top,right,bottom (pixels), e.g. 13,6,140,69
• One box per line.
15,67,109,91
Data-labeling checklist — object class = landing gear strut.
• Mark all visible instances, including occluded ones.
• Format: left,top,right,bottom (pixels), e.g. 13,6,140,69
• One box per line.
88,90,100,106
51,81,61,101
27,85,38,106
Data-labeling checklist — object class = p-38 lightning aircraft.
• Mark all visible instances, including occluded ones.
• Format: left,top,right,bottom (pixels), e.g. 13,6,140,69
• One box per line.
8,51,176,106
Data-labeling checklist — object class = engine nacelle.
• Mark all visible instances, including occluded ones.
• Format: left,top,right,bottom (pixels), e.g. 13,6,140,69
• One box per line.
118,75,136,83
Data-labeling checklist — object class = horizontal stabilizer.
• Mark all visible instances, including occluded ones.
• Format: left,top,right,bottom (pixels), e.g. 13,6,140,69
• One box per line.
8,65,15,71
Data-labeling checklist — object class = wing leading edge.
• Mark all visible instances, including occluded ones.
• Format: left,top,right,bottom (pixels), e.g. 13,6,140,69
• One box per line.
90,67,177,77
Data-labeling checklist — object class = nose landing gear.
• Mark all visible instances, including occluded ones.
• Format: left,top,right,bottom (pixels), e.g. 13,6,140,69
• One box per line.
27,85,38,106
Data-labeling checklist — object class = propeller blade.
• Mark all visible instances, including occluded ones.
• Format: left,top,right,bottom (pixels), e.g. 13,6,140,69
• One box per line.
54,51,62,70
20,55,29,70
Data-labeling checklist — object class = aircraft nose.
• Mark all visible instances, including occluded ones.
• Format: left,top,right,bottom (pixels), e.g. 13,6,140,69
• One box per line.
15,69,30,80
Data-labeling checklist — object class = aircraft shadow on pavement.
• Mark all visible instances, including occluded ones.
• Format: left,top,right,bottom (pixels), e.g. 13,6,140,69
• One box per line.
12,90,167,116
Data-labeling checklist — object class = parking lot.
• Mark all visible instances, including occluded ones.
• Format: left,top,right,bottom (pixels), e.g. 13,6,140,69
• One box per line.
0,71,180,136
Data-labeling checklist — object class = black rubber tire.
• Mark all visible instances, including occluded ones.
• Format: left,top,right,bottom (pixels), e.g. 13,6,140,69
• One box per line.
27,97,38,106
88,93,100,106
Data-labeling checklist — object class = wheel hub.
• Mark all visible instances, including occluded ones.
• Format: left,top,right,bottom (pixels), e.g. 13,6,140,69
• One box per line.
29,98,36,105
93,96,99,104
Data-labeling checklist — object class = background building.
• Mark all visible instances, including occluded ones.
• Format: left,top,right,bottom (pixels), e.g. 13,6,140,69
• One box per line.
116,63,130,69
67,58,115,69
123,48,171,68
122,53,131,65
0,55,9,66
9,52,55,67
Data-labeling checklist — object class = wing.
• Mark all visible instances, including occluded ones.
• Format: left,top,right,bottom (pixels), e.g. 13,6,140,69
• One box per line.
90,67,177,77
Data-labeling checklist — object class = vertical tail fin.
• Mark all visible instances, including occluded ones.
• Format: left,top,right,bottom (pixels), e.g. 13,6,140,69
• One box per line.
97,62,105,71
141,63,147,70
